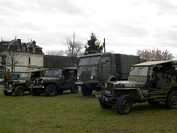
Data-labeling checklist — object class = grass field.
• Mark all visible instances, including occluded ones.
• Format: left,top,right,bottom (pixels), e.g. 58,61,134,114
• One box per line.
0,90,177,133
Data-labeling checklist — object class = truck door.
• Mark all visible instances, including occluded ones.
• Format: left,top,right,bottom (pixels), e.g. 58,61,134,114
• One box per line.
99,56,111,82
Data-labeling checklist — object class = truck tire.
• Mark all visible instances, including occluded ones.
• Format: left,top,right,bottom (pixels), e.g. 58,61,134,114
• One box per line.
3,90,12,96
45,84,56,96
31,88,40,96
116,94,132,115
81,86,92,96
70,84,78,93
15,86,24,96
166,91,177,109
99,95,112,109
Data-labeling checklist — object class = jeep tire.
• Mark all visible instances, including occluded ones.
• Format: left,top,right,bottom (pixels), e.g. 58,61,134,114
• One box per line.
116,94,132,115
15,86,24,96
166,91,177,109
3,90,12,96
99,95,112,109
81,86,92,96
70,84,78,93
45,84,56,96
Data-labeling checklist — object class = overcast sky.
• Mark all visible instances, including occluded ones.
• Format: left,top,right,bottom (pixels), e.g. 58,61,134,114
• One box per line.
1,0,177,59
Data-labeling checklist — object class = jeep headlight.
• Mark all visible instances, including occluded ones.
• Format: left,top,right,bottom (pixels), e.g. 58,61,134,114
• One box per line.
90,75,94,80
77,76,80,80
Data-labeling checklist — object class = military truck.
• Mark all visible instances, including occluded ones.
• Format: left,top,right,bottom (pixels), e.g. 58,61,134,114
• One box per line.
3,69,47,96
98,60,177,115
76,52,140,96
30,67,78,96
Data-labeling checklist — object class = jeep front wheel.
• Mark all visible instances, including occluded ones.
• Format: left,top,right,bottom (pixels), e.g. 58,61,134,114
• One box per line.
15,86,24,96
116,94,132,115
166,91,177,109
98,96,112,109
45,84,56,96
3,90,12,96
81,86,92,96
70,84,78,93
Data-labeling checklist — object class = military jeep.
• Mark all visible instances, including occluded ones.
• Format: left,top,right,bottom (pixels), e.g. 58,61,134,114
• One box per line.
98,60,177,115
30,67,78,96
3,69,47,96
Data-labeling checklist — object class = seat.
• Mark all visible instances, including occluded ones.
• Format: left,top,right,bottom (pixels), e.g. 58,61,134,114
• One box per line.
156,76,167,89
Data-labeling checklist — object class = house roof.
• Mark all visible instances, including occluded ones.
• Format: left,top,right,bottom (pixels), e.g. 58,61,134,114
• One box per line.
0,39,43,54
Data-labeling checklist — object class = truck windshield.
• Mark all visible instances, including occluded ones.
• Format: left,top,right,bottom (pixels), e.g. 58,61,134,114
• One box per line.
89,56,100,65
79,57,90,65
129,67,148,76
79,56,101,66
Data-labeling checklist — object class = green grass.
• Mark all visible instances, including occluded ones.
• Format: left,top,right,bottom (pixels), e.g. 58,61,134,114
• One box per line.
0,90,177,133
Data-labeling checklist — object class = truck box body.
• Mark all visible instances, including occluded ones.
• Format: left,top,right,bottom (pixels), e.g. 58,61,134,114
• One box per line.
115,54,140,80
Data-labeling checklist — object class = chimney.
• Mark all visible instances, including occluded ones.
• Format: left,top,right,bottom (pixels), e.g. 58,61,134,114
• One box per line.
17,39,21,51
32,40,36,53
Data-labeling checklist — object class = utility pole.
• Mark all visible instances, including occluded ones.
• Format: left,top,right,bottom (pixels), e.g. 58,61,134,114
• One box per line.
103,38,106,53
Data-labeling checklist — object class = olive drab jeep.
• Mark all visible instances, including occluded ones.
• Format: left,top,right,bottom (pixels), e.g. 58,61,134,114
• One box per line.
3,69,47,96
98,60,177,115
30,67,78,96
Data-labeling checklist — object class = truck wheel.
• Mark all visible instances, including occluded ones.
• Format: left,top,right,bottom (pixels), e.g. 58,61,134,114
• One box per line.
15,86,24,96
81,86,92,96
45,84,56,96
3,90,12,96
70,84,78,93
31,88,40,96
99,96,112,109
116,94,132,115
166,91,177,109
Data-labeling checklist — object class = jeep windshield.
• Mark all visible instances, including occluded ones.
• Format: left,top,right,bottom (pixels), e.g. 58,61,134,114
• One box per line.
20,73,31,78
79,56,101,66
45,69,62,77
129,67,148,76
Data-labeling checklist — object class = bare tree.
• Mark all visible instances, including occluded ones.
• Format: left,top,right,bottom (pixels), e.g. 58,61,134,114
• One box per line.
137,49,174,61
46,50,65,56
6,51,22,72
64,33,83,66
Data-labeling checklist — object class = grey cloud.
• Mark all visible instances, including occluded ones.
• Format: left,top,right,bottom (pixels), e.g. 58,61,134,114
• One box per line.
144,0,177,15
109,22,149,38
154,28,177,47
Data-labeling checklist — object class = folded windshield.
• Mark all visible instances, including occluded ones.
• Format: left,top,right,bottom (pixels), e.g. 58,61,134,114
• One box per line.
129,67,148,76
45,69,62,77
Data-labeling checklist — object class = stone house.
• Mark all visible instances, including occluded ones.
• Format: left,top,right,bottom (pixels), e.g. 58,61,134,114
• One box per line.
0,38,44,74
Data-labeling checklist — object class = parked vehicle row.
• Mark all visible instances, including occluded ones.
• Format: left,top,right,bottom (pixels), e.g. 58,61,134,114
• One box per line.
2,52,177,115
3,67,78,96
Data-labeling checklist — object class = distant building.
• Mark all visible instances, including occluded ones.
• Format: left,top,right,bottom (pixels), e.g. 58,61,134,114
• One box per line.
0,38,44,73
44,55,80,68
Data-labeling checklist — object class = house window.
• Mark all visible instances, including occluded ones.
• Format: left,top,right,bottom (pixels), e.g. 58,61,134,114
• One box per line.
29,57,31,64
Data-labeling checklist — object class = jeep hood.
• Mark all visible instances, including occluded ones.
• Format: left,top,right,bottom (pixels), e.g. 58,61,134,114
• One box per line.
112,80,145,88
34,77,60,80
